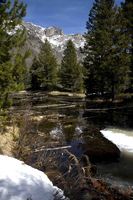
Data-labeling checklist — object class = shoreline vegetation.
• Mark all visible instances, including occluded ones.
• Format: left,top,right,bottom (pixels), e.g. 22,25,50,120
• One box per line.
9,90,133,111
10,89,133,100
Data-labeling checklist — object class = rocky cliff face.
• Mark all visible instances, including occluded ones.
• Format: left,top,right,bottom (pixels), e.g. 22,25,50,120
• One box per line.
23,22,85,65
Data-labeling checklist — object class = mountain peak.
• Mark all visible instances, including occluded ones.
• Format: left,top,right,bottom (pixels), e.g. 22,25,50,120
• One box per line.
45,26,64,36
23,21,85,64
23,22,63,37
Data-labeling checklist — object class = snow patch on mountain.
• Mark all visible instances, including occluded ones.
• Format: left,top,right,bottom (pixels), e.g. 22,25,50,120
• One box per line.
23,22,85,51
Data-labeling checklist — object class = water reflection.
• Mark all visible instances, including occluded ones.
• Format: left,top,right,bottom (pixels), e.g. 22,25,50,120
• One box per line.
10,93,133,185
83,108,133,129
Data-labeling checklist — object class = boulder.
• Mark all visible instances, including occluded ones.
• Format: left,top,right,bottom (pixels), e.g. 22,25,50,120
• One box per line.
81,127,120,163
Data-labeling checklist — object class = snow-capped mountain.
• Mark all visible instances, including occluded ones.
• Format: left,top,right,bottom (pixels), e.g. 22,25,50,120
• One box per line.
23,22,85,64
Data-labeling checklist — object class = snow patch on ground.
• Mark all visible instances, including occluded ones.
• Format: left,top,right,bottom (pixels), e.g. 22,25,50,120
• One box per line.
0,155,68,200
101,128,133,152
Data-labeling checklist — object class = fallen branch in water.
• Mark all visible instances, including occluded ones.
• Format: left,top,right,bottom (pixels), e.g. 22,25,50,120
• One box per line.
34,146,71,153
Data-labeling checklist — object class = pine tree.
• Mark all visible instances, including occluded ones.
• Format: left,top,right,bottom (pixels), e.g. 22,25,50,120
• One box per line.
0,0,27,108
60,40,84,92
122,0,133,91
30,58,41,90
84,0,130,100
30,39,58,91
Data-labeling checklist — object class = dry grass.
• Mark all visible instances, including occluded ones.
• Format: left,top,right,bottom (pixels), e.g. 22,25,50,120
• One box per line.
48,91,85,98
0,125,19,156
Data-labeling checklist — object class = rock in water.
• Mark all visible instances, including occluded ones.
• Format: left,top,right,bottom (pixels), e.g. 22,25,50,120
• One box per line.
82,128,120,163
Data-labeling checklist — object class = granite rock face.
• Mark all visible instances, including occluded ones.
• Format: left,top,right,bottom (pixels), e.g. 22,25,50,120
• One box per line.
45,27,63,37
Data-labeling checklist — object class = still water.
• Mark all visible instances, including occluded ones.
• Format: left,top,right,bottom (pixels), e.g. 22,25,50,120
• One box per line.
11,92,133,186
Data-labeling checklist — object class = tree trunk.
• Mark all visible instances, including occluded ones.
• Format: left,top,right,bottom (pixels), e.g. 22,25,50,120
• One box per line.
111,80,115,102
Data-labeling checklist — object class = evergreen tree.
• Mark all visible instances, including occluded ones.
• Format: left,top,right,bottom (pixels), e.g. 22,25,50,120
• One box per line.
30,58,41,90
0,0,27,108
84,0,130,100
30,39,58,90
60,40,84,92
122,0,133,90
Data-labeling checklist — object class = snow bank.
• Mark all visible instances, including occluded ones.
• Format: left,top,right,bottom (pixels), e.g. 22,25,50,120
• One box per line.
0,155,68,200
101,128,133,153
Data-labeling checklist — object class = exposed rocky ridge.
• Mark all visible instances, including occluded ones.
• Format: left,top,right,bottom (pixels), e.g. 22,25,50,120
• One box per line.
23,22,85,66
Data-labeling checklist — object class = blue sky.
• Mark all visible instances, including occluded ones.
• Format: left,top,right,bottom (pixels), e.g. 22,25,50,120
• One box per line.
23,0,123,34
